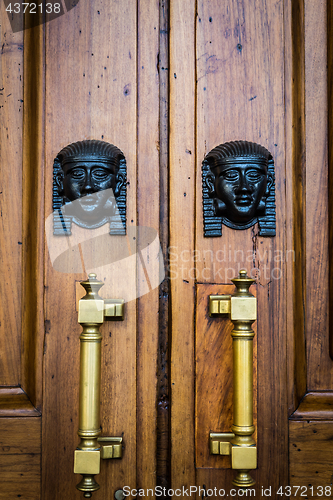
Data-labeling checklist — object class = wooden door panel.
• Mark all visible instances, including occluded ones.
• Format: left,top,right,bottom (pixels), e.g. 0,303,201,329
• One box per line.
170,0,288,492
0,4,43,499
42,0,138,494
42,1,161,498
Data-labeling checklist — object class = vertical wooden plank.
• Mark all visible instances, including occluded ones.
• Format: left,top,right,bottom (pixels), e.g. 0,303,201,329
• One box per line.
22,21,45,409
196,0,288,490
137,0,159,491
42,1,137,498
329,0,333,367
157,0,170,491
0,0,23,385
286,0,307,415
305,0,331,389
169,0,196,489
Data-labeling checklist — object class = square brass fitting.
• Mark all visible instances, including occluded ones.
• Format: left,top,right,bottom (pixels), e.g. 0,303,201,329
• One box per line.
78,299,104,324
231,445,257,470
74,449,101,474
230,296,256,321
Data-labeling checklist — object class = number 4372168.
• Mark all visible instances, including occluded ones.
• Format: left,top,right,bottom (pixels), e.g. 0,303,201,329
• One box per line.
6,3,61,14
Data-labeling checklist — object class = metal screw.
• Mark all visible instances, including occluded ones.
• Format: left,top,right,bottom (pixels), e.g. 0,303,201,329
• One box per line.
115,489,125,500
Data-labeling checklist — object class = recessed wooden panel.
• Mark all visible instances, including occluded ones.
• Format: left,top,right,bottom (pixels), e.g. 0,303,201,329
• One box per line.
195,284,257,469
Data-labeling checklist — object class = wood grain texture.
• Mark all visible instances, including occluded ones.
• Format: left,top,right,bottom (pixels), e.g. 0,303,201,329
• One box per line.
42,1,138,498
0,454,41,500
169,0,196,489
329,0,333,362
0,0,23,385
0,387,41,417
290,392,333,421
157,0,170,490
22,21,45,410
290,421,333,494
195,284,257,470
0,417,41,500
196,469,259,499
305,0,331,389
286,0,307,415
136,0,159,492
195,0,288,490
0,417,41,453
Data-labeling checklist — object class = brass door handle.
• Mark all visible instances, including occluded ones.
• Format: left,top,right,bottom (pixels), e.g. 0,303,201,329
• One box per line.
74,273,124,498
209,269,257,488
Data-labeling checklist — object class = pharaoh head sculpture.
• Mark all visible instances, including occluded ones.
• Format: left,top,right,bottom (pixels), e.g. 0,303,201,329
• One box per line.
202,141,276,236
53,140,126,235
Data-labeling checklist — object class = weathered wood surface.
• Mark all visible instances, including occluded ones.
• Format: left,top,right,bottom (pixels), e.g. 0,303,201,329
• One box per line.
195,284,257,470
195,0,288,490
290,421,333,496
22,20,45,410
329,0,333,365
157,0,170,490
136,0,160,492
43,1,138,498
286,0,307,415
169,0,196,490
0,0,23,386
0,417,41,500
305,0,330,390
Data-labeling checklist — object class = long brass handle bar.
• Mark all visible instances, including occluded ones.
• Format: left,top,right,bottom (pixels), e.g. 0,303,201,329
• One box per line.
209,269,257,488
74,273,124,498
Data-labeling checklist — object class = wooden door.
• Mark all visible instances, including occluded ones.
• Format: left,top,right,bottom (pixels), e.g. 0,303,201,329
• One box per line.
0,0,332,499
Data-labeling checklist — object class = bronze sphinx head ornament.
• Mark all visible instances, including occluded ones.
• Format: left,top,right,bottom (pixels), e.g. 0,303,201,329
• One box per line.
53,140,127,235
202,141,276,237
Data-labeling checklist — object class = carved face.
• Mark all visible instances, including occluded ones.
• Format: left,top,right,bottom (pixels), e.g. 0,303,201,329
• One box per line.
57,160,122,225
210,163,273,224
